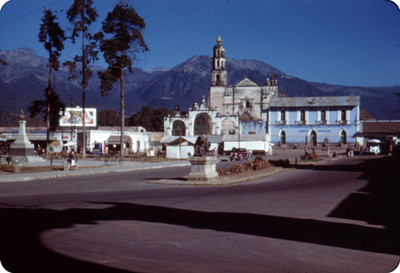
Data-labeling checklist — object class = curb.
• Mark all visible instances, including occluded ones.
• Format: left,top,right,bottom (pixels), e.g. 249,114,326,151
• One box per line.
149,167,292,186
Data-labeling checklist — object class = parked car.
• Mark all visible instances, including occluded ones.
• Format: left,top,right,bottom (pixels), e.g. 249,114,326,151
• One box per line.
229,148,250,161
362,139,389,155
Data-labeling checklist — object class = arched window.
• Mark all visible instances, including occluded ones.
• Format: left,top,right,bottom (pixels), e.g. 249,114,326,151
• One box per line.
340,130,347,144
216,75,221,86
194,113,212,135
280,110,286,121
245,100,251,108
300,109,306,123
172,120,186,136
280,130,286,145
341,109,346,121
321,109,326,121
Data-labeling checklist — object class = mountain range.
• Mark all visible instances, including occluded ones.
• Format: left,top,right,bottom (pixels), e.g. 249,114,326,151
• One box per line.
1,47,399,120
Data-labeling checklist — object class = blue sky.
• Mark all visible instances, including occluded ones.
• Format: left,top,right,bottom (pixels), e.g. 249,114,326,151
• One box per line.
0,0,400,87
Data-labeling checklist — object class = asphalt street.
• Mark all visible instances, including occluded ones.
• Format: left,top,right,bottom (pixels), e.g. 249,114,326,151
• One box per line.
0,155,399,273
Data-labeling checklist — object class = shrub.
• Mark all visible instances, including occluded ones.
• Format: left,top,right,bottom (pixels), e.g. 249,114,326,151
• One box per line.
229,164,246,174
253,157,270,170
268,159,290,168
223,169,231,175
244,161,254,171
217,167,225,176
217,157,276,177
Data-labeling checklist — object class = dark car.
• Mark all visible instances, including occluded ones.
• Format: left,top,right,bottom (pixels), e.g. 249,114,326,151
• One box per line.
229,148,250,161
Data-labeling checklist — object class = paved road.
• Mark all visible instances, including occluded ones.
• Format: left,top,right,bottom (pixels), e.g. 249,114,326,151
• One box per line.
0,156,398,273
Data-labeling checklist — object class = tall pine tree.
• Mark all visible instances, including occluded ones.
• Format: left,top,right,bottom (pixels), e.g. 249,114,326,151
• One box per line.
29,8,66,156
98,2,148,158
65,0,99,158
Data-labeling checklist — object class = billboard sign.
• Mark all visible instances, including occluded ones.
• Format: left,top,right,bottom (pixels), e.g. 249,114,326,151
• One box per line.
60,107,97,127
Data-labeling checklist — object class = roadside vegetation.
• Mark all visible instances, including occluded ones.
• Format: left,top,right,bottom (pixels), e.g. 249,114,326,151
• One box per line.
218,157,291,176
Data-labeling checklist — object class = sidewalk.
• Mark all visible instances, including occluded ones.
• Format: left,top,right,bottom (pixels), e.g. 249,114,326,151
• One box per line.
0,159,190,183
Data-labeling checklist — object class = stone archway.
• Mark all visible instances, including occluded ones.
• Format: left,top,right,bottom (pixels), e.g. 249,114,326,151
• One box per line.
172,120,186,136
194,113,212,136
220,118,235,135
310,130,317,146
279,130,286,145
340,129,347,144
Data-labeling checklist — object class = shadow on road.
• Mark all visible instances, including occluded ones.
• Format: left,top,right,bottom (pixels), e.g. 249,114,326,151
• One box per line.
292,156,400,229
328,156,400,230
0,157,398,272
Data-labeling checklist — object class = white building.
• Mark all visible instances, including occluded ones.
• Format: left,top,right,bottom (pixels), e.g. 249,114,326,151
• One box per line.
86,126,150,154
162,37,275,158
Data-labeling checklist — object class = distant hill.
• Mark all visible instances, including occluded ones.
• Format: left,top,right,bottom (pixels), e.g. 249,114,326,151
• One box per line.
0,47,399,120
311,82,400,120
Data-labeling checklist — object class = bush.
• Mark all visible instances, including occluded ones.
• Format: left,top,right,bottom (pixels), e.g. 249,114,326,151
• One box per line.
268,159,290,168
301,153,318,160
244,161,254,171
217,167,225,176
229,164,246,174
217,157,275,177
223,169,231,175
253,157,270,170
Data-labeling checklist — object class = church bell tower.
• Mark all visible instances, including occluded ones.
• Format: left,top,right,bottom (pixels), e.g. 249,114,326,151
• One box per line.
211,36,227,86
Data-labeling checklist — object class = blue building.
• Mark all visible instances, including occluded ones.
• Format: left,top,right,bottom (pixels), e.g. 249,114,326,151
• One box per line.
267,96,361,146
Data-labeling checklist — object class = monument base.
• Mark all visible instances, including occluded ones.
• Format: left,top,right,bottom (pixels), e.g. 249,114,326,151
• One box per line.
7,155,46,163
187,156,219,181
9,119,46,163
9,147,35,157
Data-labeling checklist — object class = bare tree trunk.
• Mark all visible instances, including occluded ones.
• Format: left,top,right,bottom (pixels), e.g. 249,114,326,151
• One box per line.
81,14,86,159
46,56,52,159
120,66,124,160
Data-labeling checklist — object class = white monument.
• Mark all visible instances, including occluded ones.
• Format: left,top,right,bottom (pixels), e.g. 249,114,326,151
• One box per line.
9,110,46,162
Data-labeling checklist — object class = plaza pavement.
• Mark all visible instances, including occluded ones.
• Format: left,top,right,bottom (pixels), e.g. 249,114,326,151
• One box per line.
0,146,349,183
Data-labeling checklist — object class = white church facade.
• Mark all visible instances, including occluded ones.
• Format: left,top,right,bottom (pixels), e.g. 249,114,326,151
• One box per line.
162,37,360,158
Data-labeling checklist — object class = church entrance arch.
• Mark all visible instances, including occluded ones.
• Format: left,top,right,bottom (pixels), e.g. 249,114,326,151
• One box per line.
220,118,235,135
340,129,347,144
172,120,186,136
279,130,286,145
194,113,212,135
309,130,317,146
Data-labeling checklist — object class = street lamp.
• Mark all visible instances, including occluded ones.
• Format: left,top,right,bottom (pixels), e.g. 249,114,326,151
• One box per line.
237,112,240,149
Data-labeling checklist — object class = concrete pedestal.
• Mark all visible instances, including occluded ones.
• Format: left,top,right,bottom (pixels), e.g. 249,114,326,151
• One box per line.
187,156,219,181
9,120,45,162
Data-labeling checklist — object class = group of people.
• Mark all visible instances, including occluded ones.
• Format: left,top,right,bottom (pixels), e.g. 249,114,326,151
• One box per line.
346,146,354,157
36,145,45,156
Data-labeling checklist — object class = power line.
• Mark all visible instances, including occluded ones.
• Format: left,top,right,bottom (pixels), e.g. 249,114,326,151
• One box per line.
0,0,62,26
